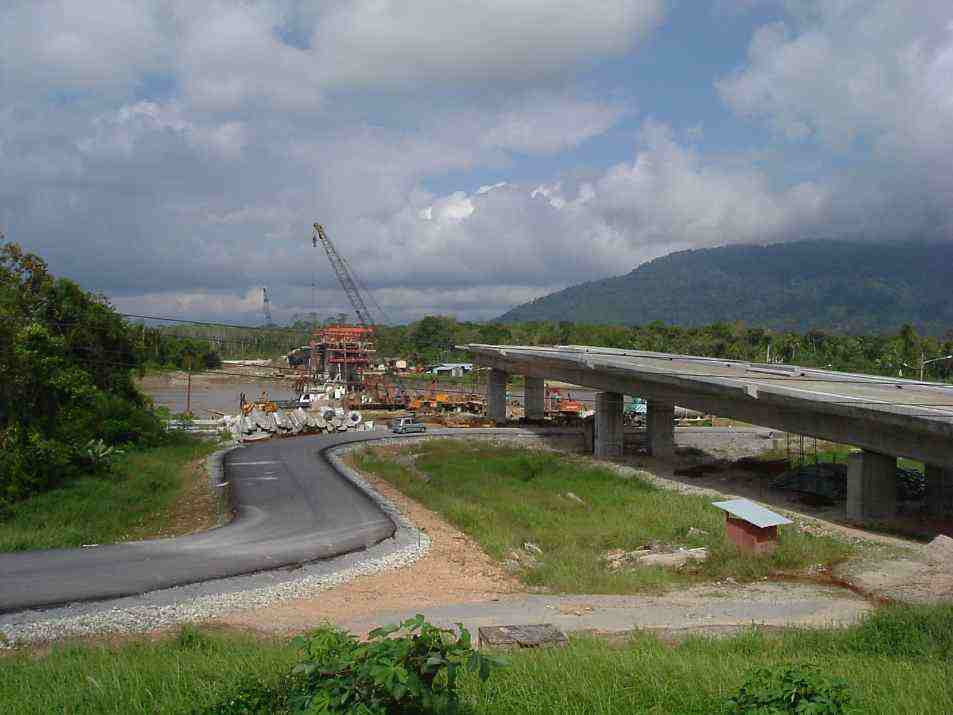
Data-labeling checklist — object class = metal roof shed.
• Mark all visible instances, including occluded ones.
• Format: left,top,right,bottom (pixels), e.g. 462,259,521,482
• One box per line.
712,498,792,554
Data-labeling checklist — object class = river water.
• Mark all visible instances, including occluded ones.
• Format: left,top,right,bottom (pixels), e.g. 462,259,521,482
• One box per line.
143,381,297,416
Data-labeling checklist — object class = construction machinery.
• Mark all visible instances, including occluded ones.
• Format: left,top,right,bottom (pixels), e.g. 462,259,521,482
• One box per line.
312,223,374,327
310,222,413,408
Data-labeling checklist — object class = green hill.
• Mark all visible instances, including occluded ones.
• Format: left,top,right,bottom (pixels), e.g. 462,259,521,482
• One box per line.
498,239,953,335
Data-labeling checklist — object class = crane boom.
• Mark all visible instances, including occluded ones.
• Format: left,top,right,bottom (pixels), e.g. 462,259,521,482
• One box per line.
312,223,374,328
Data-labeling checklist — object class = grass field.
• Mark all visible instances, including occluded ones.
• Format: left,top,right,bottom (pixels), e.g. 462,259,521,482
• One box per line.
0,435,222,552
349,439,854,594
462,604,953,714
3,605,952,713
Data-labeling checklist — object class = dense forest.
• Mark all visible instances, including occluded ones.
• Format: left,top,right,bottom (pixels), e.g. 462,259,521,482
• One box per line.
498,239,953,335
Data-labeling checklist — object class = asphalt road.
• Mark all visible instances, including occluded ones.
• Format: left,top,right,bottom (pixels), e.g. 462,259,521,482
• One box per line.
0,431,398,614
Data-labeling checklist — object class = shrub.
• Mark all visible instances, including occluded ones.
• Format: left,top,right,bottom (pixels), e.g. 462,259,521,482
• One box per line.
291,616,502,714
200,617,502,714
725,664,852,714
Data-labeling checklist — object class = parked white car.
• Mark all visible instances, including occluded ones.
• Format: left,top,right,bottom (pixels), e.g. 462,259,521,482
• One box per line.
390,416,427,434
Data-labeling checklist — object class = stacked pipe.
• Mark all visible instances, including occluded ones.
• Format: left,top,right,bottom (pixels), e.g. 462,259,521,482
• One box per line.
222,407,373,443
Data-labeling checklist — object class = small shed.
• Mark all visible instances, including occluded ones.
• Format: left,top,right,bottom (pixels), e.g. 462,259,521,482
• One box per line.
712,498,792,555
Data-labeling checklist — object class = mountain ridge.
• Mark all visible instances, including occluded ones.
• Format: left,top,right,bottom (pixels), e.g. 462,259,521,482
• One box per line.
497,239,953,335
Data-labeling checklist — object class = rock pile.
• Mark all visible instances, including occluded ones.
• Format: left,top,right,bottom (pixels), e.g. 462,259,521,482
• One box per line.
223,407,374,443
603,543,709,571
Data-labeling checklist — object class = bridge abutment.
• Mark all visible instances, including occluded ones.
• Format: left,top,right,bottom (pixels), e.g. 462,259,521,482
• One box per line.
595,392,624,458
846,451,897,521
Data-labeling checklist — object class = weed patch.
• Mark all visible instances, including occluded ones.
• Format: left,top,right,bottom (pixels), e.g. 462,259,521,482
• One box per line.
4,606,953,713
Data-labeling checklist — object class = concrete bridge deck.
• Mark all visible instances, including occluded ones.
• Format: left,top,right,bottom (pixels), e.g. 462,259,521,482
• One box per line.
466,344,953,521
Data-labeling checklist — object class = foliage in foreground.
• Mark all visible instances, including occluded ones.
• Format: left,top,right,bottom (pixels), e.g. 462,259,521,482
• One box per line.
205,616,503,714
3,605,953,714
725,664,851,714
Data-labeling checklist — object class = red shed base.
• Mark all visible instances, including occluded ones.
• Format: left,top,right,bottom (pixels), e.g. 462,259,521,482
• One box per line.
726,516,779,555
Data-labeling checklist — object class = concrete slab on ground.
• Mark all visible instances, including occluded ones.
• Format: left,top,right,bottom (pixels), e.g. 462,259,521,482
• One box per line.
324,583,871,641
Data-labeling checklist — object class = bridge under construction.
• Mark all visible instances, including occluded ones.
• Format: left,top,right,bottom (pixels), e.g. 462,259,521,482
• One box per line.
466,343,953,523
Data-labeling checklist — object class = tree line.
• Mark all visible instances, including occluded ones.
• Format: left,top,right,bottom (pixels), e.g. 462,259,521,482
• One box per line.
373,316,953,382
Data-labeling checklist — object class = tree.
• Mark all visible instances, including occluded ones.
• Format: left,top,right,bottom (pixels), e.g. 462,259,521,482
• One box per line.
1,240,164,505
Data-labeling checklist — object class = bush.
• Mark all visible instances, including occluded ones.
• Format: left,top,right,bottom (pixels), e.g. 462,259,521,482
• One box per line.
725,664,851,714
290,616,504,714
204,616,504,715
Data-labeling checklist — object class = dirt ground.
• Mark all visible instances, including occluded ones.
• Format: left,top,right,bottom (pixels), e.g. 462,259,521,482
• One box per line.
216,468,524,635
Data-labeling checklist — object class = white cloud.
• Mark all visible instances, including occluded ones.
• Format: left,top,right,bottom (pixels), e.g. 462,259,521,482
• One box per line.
5,1,664,110
478,95,629,154
0,0,165,93
584,120,830,247
310,0,666,88
78,102,248,160
718,1,953,161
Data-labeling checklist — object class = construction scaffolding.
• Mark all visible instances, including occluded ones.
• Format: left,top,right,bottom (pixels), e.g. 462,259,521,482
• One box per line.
309,324,376,390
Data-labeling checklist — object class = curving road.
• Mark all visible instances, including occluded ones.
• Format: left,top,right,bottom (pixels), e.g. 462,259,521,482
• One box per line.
0,431,404,614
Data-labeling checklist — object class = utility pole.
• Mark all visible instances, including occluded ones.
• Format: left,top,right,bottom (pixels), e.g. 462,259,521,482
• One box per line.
184,353,193,416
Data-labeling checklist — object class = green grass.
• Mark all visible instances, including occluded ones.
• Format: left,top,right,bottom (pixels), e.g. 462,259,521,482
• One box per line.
3,605,953,714
0,436,221,552
460,604,953,714
350,440,853,594
0,626,297,715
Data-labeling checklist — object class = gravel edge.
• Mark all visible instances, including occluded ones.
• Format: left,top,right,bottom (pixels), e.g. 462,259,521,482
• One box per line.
0,441,431,650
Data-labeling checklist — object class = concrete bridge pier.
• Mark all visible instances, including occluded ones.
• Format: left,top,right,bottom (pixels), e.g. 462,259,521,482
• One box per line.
846,451,897,521
594,392,624,458
926,465,953,518
487,368,508,424
646,400,675,459
524,376,545,421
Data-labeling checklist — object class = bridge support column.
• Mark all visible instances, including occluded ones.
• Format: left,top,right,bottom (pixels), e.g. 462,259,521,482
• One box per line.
524,376,545,421
926,465,953,518
595,392,624,459
646,400,675,459
846,451,897,521
583,418,595,453
487,369,509,424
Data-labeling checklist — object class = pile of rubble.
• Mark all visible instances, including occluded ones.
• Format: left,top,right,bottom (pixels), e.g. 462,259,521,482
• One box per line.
603,541,709,570
224,407,374,443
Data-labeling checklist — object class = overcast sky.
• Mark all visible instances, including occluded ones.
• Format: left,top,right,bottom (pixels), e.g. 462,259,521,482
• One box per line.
2,1,952,325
